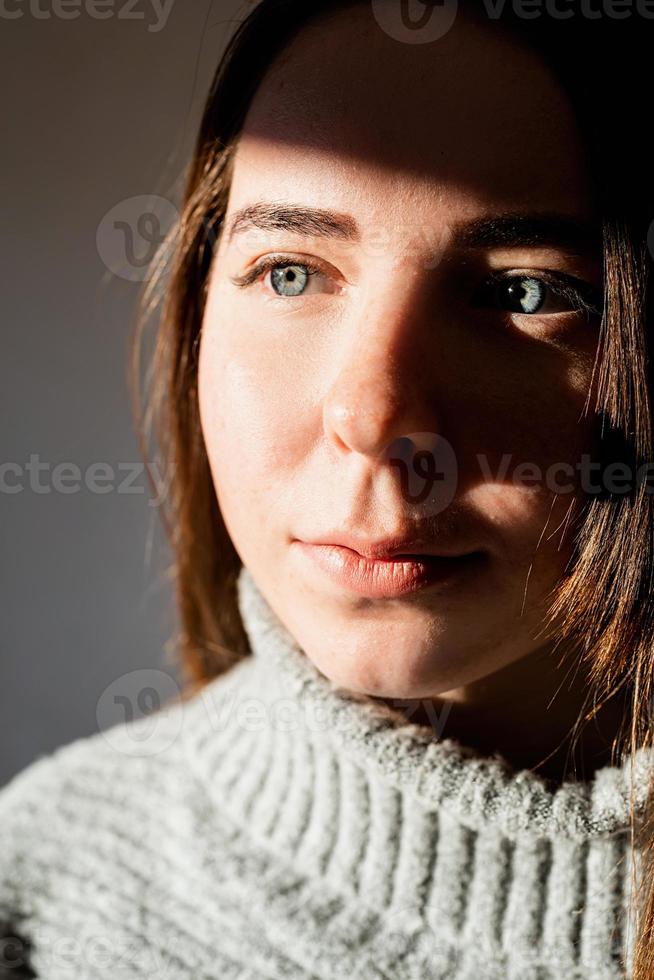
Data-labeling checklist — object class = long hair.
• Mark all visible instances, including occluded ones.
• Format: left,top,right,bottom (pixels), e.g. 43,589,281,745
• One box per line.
131,1,654,973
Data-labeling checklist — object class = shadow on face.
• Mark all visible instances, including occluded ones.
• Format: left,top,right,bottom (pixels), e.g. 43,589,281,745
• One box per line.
198,2,604,706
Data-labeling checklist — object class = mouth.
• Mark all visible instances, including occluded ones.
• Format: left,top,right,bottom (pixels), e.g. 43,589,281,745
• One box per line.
292,540,485,599
296,530,480,562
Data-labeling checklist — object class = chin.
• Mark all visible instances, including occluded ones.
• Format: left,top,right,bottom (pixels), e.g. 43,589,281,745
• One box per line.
303,641,437,701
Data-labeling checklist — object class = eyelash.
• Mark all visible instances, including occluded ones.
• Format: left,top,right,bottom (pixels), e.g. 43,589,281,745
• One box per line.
230,255,324,289
230,254,603,317
476,269,602,317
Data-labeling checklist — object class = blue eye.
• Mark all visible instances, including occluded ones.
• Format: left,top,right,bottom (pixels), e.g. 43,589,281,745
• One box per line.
230,257,324,295
270,264,310,297
497,276,547,314
478,271,603,318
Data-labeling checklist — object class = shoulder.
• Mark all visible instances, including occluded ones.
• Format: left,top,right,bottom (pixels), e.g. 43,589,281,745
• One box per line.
0,692,195,915
0,672,251,978
1,687,190,819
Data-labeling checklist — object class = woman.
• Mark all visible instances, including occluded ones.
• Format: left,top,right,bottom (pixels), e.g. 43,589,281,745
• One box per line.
2,0,654,976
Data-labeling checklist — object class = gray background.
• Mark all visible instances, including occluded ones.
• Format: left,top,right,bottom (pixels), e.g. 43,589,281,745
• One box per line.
1,0,246,786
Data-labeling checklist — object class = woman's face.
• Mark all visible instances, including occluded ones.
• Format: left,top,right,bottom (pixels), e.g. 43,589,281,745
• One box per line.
198,4,603,701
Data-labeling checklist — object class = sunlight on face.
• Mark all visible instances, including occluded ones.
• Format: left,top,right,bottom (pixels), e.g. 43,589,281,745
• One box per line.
198,5,603,702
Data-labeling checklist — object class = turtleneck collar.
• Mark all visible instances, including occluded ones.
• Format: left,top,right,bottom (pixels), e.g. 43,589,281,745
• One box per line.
181,564,654,915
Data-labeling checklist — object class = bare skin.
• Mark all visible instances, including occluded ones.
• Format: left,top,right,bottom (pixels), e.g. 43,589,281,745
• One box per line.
198,3,624,784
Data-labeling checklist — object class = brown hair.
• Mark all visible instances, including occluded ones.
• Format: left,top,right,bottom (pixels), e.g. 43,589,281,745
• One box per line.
131,1,654,973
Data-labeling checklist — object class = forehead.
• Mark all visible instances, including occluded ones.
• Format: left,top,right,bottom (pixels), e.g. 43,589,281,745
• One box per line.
229,5,593,220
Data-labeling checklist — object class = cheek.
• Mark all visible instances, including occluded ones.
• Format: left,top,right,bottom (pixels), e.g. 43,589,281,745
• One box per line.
197,307,310,527
473,477,581,613
461,344,596,484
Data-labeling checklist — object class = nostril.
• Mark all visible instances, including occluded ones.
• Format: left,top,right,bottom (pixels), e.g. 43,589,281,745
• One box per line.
396,436,414,454
384,435,414,463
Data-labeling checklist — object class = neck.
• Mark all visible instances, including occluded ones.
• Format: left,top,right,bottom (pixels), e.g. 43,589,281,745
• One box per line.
373,640,629,784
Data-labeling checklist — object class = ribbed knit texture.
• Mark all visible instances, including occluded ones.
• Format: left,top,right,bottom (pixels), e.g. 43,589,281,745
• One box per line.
1,564,654,979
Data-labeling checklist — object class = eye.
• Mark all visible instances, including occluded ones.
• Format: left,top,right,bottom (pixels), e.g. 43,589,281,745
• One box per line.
270,264,310,297
229,255,339,297
498,276,548,314
477,271,603,318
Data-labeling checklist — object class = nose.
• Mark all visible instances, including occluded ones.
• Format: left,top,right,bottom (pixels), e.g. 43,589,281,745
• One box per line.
322,287,443,465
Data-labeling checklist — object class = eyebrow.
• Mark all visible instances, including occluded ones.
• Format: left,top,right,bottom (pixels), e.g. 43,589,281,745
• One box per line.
453,212,602,257
226,202,601,257
226,202,359,242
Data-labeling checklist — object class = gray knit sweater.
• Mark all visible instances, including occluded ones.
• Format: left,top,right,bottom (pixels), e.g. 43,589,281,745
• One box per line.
2,565,653,980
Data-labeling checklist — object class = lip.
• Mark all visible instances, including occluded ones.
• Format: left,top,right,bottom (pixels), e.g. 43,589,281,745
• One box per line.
292,540,484,599
298,531,475,561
